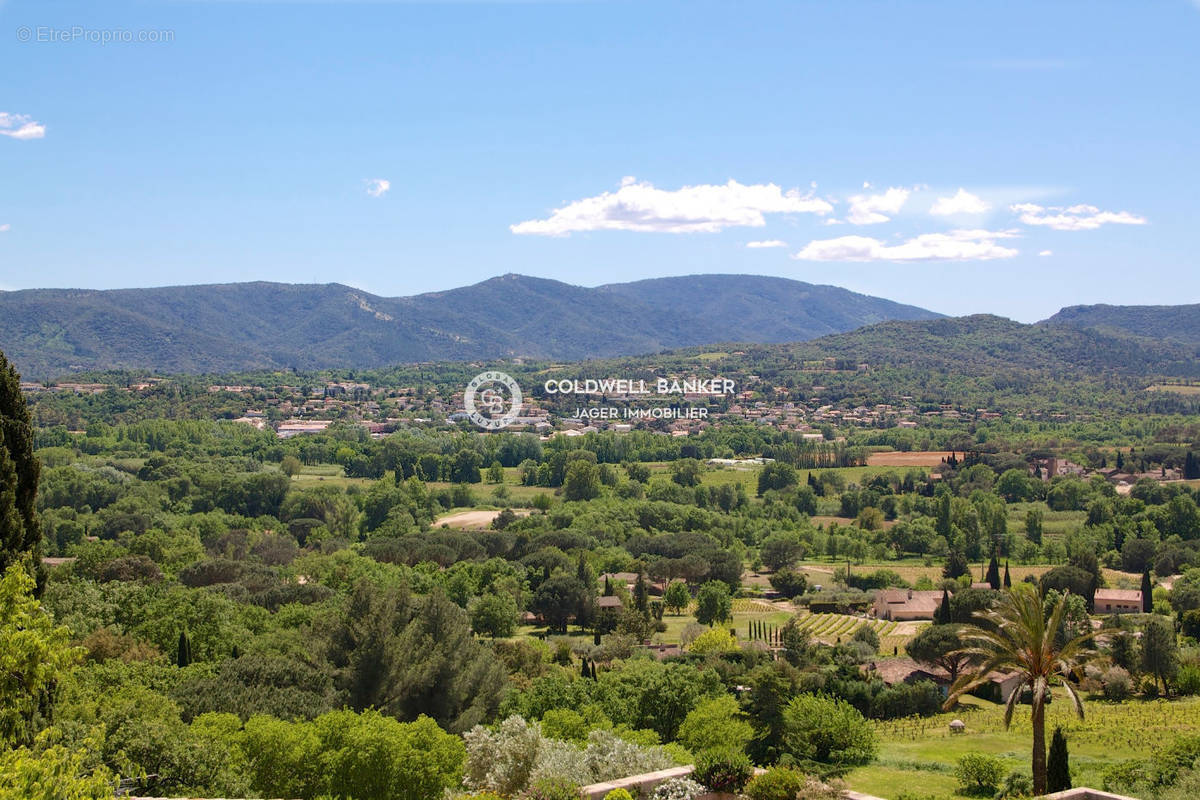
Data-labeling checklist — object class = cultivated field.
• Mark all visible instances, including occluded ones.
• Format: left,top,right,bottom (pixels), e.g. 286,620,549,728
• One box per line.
845,693,1200,799
867,451,954,467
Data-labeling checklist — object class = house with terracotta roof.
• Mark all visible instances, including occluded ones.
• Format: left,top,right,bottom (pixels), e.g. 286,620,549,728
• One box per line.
862,657,950,691
874,588,943,621
1094,589,1143,614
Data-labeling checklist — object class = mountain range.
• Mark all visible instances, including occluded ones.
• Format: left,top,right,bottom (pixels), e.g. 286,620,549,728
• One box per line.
1,274,1196,380
0,274,941,379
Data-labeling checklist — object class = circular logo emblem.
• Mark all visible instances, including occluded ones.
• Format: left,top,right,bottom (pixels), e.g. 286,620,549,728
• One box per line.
464,371,523,430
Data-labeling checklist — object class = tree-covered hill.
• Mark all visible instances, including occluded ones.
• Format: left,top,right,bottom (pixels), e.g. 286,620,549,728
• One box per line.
0,274,940,379
1044,303,1200,347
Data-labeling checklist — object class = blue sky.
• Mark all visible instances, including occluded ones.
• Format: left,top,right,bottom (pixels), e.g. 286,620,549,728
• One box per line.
1,0,1197,321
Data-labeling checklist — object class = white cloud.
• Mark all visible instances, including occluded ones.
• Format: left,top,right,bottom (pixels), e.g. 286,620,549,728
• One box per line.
793,229,1019,262
0,224,9,233
845,186,910,225
0,113,45,140
930,188,991,216
1011,202,1146,231
510,177,833,235
1039,249,1053,257
746,239,787,249
365,178,390,198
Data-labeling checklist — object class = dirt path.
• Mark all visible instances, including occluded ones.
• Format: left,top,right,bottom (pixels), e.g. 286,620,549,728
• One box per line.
435,509,529,529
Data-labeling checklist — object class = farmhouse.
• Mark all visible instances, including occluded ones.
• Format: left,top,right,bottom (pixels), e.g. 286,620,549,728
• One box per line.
874,588,943,621
862,657,950,692
1094,589,1143,614
972,671,1025,704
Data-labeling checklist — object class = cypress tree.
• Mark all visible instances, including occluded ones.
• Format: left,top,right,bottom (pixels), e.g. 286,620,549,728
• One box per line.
633,572,650,616
0,351,41,579
1047,726,1071,792
575,555,594,629
177,631,192,668
581,658,590,679
1184,451,1198,480
1142,569,1153,613
1003,561,1012,589
589,661,597,680
986,552,1001,590
935,588,953,624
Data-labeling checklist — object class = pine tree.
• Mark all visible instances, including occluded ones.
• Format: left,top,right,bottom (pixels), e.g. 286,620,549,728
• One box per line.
0,351,41,579
1003,561,1012,589
1047,726,1071,792
943,549,969,580
177,631,192,668
1142,569,1153,613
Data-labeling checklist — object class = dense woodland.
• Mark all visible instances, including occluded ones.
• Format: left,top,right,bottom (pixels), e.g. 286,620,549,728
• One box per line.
3,344,1200,800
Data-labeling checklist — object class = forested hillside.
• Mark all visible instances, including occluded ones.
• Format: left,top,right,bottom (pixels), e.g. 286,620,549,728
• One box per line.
1045,303,1200,346
0,274,940,379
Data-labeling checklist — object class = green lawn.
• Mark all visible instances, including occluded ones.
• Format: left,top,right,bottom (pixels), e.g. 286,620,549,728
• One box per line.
512,600,794,646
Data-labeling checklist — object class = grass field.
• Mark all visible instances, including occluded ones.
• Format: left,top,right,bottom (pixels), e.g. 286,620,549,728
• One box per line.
793,560,1139,591
845,693,1200,799
286,463,373,488
1145,383,1200,395
513,598,796,646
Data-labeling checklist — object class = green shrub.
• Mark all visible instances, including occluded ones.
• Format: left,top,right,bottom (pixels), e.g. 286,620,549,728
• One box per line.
521,777,581,800
1102,667,1133,701
743,766,807,800
955,753,1005,795
1175,664,1200,696
693,749,753,792
995,770,1033,799
780,694,877,766
603,790,634,800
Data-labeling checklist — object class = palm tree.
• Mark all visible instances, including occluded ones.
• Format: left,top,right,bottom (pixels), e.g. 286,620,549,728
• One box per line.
943,584,1097,795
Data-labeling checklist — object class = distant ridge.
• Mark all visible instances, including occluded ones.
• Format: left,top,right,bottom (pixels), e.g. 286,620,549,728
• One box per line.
0,274,941,379
1043,303,1200,347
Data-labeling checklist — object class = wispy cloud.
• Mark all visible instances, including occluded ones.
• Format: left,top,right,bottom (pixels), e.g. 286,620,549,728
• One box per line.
365,178,391,198
746,239,787,249
0,224,10,232
0,113,45,140
511,177,833,235
846,185,909,225
1039,250,1053,257
1011,202,1146,231
930,188,991,216
793,229,1019,262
